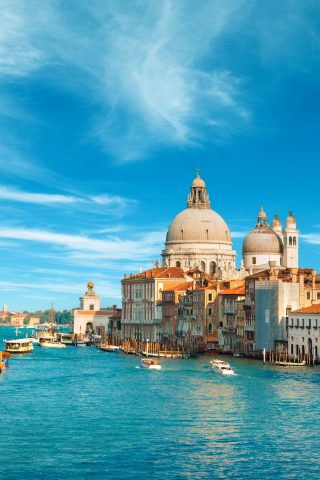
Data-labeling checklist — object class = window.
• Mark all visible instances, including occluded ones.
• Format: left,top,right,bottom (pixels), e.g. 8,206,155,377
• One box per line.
316,319,318,328
89,304,94,311
249,282,254,293
302,319,305,328
209,261,216,274
208,323,212,334
297,318,299,327
219,322,223,327
291,344,293,355
208,293,212,301
289,237,292,245
176,261,181,268
208,308,212,316
252,257,256,265
181,230,183,240
206,229,209,240
317,293,320,300
293,237,296,246
307,292,311,300
302,345,305,355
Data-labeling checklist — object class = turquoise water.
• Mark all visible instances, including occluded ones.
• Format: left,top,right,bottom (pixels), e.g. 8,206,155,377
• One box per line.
1,325,320,479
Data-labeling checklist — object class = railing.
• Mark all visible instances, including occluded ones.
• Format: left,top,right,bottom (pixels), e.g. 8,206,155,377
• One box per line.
175,331,184,336
224,308,237,314
244,325,254,332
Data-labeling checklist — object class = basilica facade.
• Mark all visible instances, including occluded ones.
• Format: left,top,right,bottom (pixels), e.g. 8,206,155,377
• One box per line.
161,171,299,277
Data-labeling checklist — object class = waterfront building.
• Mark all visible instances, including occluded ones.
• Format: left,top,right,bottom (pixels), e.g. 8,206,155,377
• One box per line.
108,305,122,340
121,267,186,342
236,300,246,353
287,304,320,360
10,313,27,326
242,206,299,274
219,284,245,352
71,282,114,335
29,317,40,325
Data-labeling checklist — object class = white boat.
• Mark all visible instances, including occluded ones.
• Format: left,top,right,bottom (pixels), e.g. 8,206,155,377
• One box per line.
211,359,234,375
141,359,161,370
38,336,66,348
5,339,34,354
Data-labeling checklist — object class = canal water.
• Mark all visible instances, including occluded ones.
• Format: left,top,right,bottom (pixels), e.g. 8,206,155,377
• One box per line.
1,325,320,479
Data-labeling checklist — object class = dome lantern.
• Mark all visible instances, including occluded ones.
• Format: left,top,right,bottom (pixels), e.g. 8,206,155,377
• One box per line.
286,207,296,226
187,169,210,209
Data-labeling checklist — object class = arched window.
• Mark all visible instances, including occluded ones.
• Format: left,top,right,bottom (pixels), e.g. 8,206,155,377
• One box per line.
293,237,296,246
176,261,181,268
209,261,216,274
289,237,292,245
307,292,311,300
317,292,320,300
200,261,205,272
208,307,212,316
206,229,209,240
208,323,212,334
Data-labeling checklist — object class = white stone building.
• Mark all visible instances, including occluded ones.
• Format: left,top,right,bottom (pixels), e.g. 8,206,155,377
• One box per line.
161,170,238,277
242,206,299,274
288,304,320,360
71,282,113,335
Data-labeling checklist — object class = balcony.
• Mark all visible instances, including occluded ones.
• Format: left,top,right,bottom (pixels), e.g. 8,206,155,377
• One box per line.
175,330,184,336
243,305,251,311
244,325,254,332
223,327,236,334
153,318,162,324
224,308,236,314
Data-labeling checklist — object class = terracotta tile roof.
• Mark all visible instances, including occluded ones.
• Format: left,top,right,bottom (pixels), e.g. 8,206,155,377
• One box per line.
123,267,186,280
290,304,320,314
163,281,202,292
220,286,246,295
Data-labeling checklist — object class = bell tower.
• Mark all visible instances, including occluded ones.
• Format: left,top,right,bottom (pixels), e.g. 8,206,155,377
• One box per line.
283,208,299,268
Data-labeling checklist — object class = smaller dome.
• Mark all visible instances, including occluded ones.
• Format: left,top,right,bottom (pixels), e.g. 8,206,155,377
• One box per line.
87,282,94,289
286,209,296,224
258,204,267,220
271,212,282,227
243,227,282,254
192,177,206,188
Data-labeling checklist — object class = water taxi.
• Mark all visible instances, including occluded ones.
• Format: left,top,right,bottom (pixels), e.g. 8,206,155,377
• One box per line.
141,359,161,369
210,359,234,375
5,339,34,354
57,333,74,345
38,336,66,348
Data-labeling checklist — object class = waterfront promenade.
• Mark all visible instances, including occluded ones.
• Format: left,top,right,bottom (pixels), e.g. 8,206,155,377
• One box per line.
1,326,320,479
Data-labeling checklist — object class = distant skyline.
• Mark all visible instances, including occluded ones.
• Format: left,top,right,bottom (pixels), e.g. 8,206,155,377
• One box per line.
1,1,320,311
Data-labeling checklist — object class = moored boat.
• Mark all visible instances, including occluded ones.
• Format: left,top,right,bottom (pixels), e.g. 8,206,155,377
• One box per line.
5,339,34,354
100,346,122,353
141,359,161,369
38,336,66,348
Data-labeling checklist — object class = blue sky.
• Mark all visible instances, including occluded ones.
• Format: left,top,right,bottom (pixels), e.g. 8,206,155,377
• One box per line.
1,0,320,312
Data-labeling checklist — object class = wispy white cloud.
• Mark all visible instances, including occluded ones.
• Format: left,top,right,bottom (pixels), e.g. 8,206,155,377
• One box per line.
300,234,320,245
0,227,165,261
0,186,137,219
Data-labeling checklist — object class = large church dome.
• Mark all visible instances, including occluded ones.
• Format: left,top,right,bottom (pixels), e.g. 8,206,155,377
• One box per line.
166,208,231,243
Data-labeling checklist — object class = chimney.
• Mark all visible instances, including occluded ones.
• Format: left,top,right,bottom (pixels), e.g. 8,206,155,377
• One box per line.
113,305,116,312
312,269,316,288
193,280,196,290
130,273,133,277
274,269,279,279
168,273,171,278
269,261,276,279
151,271,153,278
291,268,298,283
216,283,220,293
124,274,127,279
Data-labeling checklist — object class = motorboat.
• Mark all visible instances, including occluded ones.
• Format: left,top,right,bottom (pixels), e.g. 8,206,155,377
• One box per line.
56,333,74,346
210,359,234,375
38,336,66,348
141,359,161,370
5,339,34,354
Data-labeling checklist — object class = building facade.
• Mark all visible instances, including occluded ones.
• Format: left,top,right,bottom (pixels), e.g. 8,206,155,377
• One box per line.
288,304,320,360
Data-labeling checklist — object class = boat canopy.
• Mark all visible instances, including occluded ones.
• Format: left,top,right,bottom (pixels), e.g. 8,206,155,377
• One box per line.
5,339,32,344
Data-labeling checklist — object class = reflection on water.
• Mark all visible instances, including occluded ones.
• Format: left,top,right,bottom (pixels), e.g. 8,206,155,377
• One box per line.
1,326,320,479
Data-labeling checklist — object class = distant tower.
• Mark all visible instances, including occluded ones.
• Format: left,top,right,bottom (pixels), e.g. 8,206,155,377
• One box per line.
80,282,101,311
283,208,299,268
3,304,7,312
